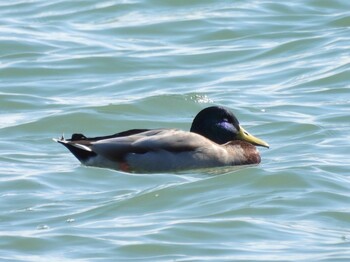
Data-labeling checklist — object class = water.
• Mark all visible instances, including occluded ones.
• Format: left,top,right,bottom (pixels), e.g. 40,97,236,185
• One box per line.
1,0,350,261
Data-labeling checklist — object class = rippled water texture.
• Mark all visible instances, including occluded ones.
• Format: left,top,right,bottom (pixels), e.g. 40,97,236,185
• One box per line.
1,0,350,261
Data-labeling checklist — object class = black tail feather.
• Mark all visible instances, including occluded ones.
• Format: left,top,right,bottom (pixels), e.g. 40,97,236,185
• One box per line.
58,141,96,163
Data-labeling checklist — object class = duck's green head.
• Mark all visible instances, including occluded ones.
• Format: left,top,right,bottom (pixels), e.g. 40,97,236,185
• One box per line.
190,106,269,148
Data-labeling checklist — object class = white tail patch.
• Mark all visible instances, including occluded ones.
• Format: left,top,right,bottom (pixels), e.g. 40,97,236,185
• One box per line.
71,143,92,152
53,136,92,152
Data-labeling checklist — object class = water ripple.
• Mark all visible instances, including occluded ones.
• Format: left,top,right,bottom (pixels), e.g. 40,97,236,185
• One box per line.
1,0,350,261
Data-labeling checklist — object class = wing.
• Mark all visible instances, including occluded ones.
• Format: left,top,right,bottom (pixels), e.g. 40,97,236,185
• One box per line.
131,129,209,152
55,129,154,163
90,129,213,161
67,129,151,142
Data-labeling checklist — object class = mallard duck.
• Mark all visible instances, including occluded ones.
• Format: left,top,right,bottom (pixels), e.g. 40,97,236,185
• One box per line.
54,106,269,173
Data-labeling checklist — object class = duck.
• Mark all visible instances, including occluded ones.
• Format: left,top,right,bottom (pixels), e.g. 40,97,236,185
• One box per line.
54,106,269,173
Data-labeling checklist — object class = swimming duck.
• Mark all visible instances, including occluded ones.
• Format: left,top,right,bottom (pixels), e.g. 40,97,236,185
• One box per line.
54,106,269,173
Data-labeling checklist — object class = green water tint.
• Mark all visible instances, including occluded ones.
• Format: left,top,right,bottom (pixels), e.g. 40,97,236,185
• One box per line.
1,0,350,261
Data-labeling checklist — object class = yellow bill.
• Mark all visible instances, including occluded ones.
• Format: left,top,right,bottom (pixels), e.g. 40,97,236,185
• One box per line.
237,125,269,148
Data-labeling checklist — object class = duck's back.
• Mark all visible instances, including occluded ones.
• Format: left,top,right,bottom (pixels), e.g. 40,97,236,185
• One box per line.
89,129,226,172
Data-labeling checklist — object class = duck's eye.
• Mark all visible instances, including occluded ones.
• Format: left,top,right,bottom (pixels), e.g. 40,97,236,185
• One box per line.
244,131,249,136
